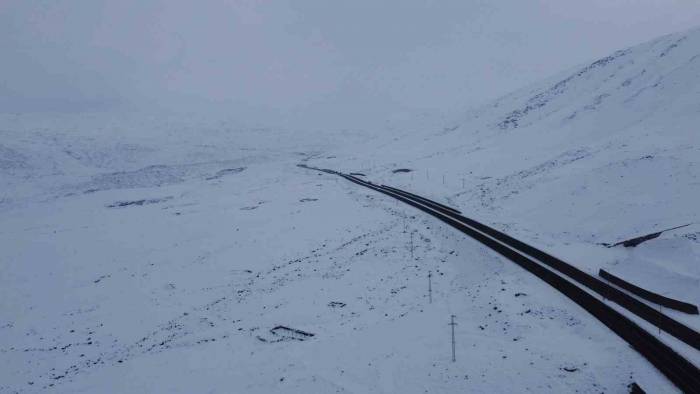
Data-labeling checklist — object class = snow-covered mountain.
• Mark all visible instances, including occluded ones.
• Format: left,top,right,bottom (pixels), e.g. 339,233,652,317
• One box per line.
1,27,699,393
315,25,700,307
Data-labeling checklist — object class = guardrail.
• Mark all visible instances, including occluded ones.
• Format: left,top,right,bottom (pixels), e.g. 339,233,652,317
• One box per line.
599,269,699,315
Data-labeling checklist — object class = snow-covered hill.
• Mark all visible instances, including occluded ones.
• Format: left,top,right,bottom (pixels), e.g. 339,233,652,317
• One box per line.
314,26,700,321
1,28,699,393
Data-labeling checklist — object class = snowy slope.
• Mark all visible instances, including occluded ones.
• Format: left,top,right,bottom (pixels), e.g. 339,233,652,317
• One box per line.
313,26,700,318
2,28,699,394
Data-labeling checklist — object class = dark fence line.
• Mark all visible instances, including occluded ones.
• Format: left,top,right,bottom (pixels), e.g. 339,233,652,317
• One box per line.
606,223,692,248
599,269,699,315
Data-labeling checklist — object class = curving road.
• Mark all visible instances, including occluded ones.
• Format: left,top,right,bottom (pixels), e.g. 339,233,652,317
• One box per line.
300,164,700,393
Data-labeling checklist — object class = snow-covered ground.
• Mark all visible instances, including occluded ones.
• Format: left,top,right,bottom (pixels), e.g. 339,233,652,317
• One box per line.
2,28,699,393
314,26,700,330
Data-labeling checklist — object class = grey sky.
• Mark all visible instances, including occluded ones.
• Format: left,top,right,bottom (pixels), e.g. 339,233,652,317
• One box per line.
2,1,700,127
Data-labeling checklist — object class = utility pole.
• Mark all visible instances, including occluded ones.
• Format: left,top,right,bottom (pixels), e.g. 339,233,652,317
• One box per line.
410,231,414,259
428,271,433,304
442,174,445,185
450,315,457,362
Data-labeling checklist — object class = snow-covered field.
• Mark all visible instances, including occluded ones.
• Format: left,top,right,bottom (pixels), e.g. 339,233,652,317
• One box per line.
314,27,700,332
2,28,699,393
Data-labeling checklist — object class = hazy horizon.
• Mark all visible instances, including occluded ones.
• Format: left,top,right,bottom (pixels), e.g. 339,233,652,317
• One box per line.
3,1,700,128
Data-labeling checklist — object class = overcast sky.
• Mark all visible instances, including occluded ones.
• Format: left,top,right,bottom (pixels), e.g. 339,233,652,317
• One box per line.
2,0,700,127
